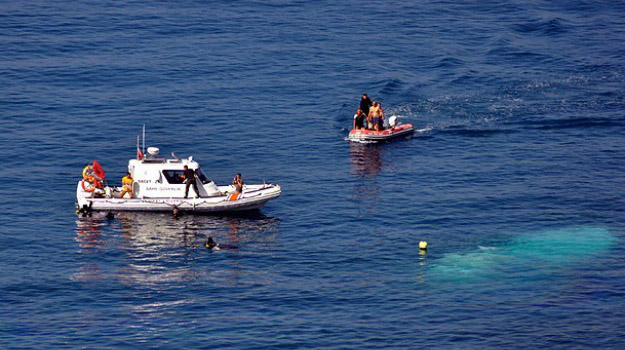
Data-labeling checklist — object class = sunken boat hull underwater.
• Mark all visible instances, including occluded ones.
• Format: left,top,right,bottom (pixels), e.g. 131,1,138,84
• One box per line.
76,147,281,213
348,123,414,142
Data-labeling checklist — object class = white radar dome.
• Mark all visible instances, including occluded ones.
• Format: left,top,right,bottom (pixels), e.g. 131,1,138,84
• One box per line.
147,147,160,156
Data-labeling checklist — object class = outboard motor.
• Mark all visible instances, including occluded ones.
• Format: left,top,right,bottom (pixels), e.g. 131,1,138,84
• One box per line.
389,116,398,129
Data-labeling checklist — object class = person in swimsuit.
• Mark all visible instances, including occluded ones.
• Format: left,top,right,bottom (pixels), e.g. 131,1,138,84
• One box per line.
232,173,243,193
353,109,366,130
377,103,385,130
369,102,380,131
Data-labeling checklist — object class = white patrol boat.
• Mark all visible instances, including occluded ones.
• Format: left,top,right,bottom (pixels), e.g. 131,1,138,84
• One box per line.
76,146,281,213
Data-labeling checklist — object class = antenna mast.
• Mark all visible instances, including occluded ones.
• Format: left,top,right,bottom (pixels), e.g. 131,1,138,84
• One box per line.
142,124,146,154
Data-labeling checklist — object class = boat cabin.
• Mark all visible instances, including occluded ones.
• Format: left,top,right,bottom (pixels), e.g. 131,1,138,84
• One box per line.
126,147,221,198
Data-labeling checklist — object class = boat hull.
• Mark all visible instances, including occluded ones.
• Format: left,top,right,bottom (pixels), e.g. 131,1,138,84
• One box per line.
348,124,414,142
77,183,281,213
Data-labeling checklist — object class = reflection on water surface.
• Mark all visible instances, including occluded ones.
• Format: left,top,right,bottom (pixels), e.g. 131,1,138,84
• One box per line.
73,211,280,286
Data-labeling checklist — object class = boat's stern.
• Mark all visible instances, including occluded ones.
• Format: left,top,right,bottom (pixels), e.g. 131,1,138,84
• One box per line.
76,180,91,209
76,180,111,209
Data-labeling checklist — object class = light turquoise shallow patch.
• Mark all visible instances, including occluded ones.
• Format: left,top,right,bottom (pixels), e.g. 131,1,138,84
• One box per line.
429,227,616,282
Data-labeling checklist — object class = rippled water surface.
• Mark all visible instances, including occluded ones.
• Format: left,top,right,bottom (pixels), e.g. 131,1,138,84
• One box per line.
2,1,625,348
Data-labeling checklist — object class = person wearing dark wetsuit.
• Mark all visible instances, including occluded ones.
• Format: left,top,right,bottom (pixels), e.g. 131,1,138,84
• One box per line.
360,93,372,118
205,236,238,250
353,109,366,130
182,165,201,198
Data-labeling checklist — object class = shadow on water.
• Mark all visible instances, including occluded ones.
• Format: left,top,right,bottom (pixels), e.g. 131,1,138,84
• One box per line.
72,211,280,285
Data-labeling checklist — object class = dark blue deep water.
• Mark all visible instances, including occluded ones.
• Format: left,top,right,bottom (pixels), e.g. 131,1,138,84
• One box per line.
2,1,625,348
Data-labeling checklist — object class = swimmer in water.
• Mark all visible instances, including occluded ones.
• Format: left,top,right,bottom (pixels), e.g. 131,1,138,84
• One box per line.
172,205,183,219
76,203,93,217
205,236,219,250
75,205,114,220
205,236,238,250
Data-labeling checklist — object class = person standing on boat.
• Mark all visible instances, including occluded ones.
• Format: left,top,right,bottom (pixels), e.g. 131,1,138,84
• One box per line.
232,173,243,193
182,165,201,198
119,172,134,198
377,103,386,130
369,102,381,131
353,109,366,130
360,93,372,118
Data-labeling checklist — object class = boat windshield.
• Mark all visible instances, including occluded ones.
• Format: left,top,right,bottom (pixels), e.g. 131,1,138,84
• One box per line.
197,170,212,184
162,169,212,185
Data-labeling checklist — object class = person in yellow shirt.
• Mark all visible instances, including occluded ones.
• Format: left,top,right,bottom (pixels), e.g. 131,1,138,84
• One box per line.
82,163,94,179
119,172,133,199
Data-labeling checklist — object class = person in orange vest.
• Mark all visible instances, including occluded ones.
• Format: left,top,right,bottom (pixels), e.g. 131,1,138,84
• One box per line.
119,172,133,198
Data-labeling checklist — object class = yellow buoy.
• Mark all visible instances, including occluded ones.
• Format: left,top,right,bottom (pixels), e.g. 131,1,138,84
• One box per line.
419,241,428,250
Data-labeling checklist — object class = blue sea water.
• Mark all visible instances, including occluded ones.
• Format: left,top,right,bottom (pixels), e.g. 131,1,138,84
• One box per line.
2,0,625,348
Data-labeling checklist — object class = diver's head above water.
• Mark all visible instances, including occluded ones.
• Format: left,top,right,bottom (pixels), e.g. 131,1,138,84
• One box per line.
172,205,182,218
205,236,218,249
